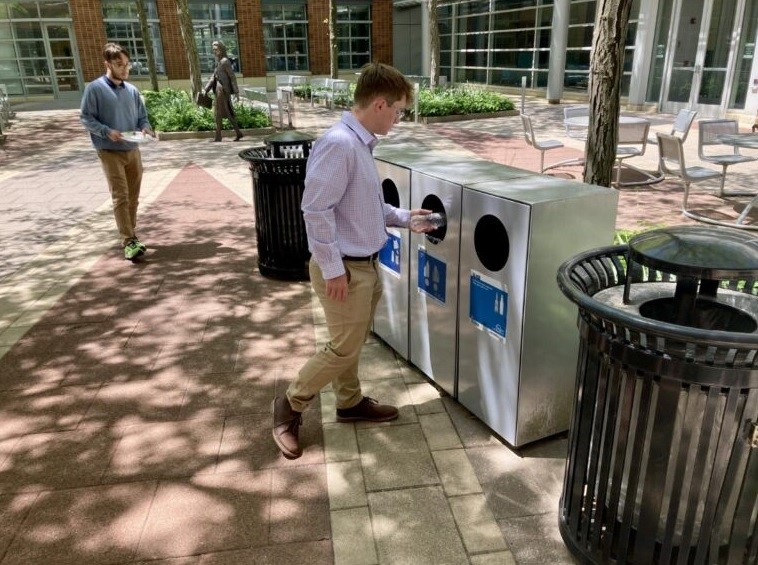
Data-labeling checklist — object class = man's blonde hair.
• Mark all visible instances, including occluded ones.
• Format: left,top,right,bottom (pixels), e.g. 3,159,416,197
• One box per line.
354,62,413,107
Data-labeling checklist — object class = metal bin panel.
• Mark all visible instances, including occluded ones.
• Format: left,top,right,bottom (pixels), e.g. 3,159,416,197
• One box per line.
409,172,462,396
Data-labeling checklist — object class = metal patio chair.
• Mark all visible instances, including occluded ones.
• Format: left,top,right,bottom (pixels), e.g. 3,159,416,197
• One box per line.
698,119,757,196
614,120,651,186
657,133,756,230
520,113,565,173
647,108,698,145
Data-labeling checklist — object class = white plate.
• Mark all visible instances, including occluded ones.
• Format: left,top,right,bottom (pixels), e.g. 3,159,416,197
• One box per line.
121,131,153,143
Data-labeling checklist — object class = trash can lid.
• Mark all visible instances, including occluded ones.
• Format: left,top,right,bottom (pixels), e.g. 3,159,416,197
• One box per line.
265,130,315,145
628,225,758,280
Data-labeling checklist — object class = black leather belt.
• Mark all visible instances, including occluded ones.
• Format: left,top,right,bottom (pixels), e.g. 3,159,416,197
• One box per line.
343,252,378,262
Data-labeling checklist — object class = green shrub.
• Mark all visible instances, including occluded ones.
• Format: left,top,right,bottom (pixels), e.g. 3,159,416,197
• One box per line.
143,87,270,132
412,86,515,118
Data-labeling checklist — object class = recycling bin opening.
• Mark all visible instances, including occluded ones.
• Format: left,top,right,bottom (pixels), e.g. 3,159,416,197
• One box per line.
474,214,509,272
556,225,758,565
420,194,447,244
382,179,400,207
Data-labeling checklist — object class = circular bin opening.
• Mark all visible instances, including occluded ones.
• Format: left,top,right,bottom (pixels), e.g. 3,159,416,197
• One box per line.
382,179,400,207
639,297,757,333
421,194,447,244
474,214,509,272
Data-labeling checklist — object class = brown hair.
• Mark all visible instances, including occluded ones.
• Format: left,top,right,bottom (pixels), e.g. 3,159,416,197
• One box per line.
103,43,129,63
353,62,413,108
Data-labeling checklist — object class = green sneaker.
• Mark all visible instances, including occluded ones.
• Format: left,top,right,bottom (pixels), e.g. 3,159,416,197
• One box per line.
133,238,147,252
124,239,145,260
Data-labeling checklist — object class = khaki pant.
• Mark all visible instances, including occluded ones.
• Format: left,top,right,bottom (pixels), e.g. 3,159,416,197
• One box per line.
98,149,143,245
287,258,382,412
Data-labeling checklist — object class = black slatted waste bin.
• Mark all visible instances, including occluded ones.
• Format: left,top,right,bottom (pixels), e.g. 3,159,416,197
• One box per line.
239,131,315,280
556,225,758,565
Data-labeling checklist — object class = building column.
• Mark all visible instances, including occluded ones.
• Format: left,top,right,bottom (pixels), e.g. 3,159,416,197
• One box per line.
69,0,107,82
372,0,393,66
237,0,265,77
155,0,188,80
628,0,659,108
547,0,569,103
420,0,430,76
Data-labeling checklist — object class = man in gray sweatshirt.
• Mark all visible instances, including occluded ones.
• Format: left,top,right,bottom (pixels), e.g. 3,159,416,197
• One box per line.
81,43,154,260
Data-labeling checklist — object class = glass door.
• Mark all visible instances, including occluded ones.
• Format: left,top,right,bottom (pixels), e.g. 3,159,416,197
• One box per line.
661,0,743,117
44,24,81,98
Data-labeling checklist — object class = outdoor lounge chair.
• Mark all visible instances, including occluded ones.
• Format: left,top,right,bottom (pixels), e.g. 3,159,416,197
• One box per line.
614,120,651,186
647,108,698,145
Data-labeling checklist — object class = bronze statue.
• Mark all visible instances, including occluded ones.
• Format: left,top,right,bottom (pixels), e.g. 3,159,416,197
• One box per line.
204,40,243,142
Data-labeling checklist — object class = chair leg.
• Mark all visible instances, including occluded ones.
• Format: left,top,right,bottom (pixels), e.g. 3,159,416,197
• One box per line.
615,159,621,187
540,151,545,173
718,166,727,197
682,181,691,212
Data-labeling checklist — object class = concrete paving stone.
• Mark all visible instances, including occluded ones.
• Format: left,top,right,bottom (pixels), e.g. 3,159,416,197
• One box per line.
197,540,333,564
498,512,578,565
151,339,240,376
0,481,158,565
406,381,447,415
356,342,403,381
352,376,417,428
469,551,517,565
443,397,504,448
0,492,40,556
432,449,483,497
0,325,33,347
216,410,324,473
466,439,567,521
0,427,115,493
269,464,330,545
323,422,359,463
81,368,192,427
325,460,367,510
236,330,315,374
448,494,508,554
368,486,468,565
103,417,225,482
61,337,164,386
0,350,68,392
320,389,337,424
136,471,272,559
331,506,377,565
398,360,428,384
357,424,439,491
178,370,276,420
128,557,200,565
419,412,463,450
0,383,100,440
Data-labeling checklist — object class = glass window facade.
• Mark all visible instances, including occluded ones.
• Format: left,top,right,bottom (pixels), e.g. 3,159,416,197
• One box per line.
564,0,640,95
0,0,78,96
190,0,239,73
262,3,309,72
439,0,642,95
337,3,371,71
438,0,554,88
102,0,165,76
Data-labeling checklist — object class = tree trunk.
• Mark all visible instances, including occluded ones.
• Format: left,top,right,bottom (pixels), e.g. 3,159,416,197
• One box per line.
135,0,159,91
174,0,202,97
583,0,634,187
427,0,440,88
329,0,338,79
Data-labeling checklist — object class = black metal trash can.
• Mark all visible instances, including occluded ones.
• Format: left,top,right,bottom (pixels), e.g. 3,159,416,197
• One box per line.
556,225,758,565
239,131,315,280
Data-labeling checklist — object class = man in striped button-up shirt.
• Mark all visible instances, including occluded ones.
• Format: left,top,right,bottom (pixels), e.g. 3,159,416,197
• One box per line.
273,63,431,460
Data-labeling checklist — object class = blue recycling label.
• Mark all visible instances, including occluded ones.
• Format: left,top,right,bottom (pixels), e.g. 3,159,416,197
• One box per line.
417,248,446,304
470,271,508,340
379,231,402,276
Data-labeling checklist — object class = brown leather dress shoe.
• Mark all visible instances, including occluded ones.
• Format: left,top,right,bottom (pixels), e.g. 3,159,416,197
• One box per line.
336,397,399,423
272,396,302,459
